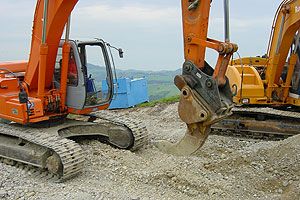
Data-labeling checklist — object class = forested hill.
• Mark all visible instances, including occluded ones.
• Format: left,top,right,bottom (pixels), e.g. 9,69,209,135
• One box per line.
87,64,181,102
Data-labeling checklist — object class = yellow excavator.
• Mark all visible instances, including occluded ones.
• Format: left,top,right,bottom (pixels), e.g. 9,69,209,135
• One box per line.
0,0,236,181
212,0,300,139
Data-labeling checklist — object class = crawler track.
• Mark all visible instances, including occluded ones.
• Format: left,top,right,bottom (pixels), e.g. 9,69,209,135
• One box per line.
89,110,149,151
212,106,300,140
0,123,84,181
0,111,149,181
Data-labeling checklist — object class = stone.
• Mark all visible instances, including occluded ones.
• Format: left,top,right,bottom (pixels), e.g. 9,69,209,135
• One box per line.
208,189,222,196
283,182,289,187
0,190,7,198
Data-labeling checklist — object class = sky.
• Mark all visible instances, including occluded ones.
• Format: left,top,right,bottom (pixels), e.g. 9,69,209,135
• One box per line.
0,0,283,71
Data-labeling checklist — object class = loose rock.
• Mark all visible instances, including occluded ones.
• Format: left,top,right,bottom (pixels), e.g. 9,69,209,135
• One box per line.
0,102,299,199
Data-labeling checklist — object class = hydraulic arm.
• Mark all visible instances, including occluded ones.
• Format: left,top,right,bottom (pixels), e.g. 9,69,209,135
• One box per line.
156,0,237,155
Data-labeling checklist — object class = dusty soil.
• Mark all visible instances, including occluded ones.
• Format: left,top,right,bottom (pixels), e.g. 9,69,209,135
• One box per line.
0,102,300,200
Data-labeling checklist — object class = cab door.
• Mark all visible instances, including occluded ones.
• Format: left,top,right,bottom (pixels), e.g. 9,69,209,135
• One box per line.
64,41,87,110
76,40,114,109
54,40,113,111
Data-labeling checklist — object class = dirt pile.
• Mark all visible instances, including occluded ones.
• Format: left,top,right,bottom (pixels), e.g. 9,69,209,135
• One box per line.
0,102,299,199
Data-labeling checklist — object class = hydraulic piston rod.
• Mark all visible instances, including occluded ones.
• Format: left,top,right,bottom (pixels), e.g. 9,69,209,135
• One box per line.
224,0,230,42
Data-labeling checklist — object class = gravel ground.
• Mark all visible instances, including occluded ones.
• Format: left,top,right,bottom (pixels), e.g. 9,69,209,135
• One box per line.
0,102,300,200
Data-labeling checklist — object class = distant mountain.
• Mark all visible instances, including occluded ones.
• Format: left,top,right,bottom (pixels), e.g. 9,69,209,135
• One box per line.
87,64,181,101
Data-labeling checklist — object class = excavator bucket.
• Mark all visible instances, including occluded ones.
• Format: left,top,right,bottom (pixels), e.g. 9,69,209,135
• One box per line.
155,61,233,156
155,123,210,156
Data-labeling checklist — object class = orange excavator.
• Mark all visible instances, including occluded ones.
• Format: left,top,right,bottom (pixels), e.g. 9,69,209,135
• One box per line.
0,0,236,180
212,0,300,139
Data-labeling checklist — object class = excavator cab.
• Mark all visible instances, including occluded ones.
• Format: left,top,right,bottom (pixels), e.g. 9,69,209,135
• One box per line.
54,39,114,112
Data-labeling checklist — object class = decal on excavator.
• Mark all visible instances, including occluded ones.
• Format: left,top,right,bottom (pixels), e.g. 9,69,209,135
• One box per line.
28,102,35,108
12,109,18,115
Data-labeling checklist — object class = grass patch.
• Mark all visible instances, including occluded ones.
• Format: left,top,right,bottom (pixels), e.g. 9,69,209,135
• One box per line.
137,95,180,107
148,84,179,102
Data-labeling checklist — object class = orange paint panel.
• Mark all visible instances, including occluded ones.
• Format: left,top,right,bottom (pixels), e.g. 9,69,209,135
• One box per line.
267,1,300,86
226,65,265,103
0,78,19,91
0,86,45,124
28,116,50,123
0,114,26,124
287,96,300,106
68,104,110,115
181,0,211,69
1,101,27,122
0,60,28,72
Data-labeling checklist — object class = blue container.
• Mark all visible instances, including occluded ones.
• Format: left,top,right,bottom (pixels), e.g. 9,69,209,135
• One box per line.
102,77,149,109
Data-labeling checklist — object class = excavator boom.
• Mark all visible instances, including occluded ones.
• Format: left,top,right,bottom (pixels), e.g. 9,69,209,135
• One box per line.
25,0,78,89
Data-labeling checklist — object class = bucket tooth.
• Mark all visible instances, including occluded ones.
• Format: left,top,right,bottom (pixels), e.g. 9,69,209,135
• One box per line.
155,124,210,156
